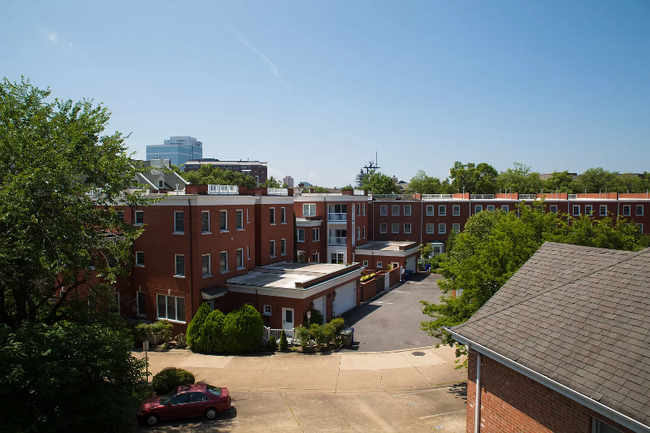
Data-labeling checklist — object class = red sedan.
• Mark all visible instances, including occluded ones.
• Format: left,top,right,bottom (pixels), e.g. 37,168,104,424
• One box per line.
137,383,231,426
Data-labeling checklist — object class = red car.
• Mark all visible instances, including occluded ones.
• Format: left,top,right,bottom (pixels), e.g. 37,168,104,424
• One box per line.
137,383,231,426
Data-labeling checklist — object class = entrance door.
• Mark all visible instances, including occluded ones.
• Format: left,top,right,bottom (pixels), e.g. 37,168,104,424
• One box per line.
282,308,294,330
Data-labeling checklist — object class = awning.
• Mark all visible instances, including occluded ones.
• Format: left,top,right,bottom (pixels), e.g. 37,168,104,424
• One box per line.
201,286,228,300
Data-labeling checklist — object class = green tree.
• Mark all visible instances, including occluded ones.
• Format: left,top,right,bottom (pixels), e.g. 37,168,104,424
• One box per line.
183,164,257,188
496,162,543,194
221,304,264,353
202,309,226,353
313,186,329,193
362,171,399,194
542,170,577,193
262,176,281,188
448,161,499,194
186,302,212,352
408,170,442,194
576,167,620,193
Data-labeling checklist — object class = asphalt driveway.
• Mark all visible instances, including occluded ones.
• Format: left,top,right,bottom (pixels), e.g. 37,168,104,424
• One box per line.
342,273,444,352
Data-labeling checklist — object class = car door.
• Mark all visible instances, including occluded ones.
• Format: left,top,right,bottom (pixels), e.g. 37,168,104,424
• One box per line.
166,392,191,419
188,392,210,417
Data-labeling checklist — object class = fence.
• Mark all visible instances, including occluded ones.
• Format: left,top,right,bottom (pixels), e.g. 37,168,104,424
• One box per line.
263,326,296,345
208,184,239,195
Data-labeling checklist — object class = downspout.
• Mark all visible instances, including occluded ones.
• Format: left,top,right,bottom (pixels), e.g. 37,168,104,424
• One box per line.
420,200,423,245
188,199,194,317
474,350,482,433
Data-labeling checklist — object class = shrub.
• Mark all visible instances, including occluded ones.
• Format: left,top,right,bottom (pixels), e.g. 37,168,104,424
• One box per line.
303,305,324,326
186,302,211,352
267,335,278,351
329,317,345,339
175,333,187,348
279,329,289,351
294,325,310,349
221,305,264,353
152,368,195,395
310,323,330,346
360,273,376,282
135,320,173,346
202,310,226,353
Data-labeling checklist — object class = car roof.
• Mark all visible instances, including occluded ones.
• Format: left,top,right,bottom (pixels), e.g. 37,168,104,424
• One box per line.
177,383,226,392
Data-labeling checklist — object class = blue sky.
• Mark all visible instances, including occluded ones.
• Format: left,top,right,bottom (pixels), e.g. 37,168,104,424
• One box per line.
3,1,650,187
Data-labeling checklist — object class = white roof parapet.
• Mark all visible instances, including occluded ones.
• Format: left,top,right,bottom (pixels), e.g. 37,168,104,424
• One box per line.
208,184,239,195
470,194,495,200
519,194,538,200
422,194,455,200
353,189,366,196
267,187,288,196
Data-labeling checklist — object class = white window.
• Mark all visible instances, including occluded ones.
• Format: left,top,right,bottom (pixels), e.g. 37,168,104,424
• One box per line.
380,223,387,234
362,226,366,239
135,210,144,225
312,252,319,263
426,205,434,216
392,205,400,216
357,204,361,216
158,180,164,188
237,249,244,269
303,203,316,216
202,254,211,277
501,205,509,212
298,228,305,242
137,291,146,316
623,205,631,216
585,205,593,215
392,223,399,234
281,207,286,223
263,305,272,316
573,205,580,216
270,240,276,258
550,205,558,213
270,207,276,224
362,203,366,215
439,205,446,216
486,205,495,211
60,286,66,299
377,261,383,268
426,223,434,234
135,251,145,267
636,205,644,216
404,205,411,216
220,251,228,273
116,210,124,222
236,210,243,229
156,294,185,322
474,205,482,213
380,205,388,216
175,255,185,277
600,205,607,216
280,239,287,256
174,211,184,233
452,205,460,216
362,260,368,267
404,223,412,234
220,210,228,231
357,227,361,240
438,223,446,234
201,211,211,233
246,208,250,222
452,223,461,233
313,228,320,241
247,245,250,260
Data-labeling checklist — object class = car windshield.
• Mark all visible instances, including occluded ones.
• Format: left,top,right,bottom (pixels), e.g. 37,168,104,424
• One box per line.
206,386,222,397
159,390,176,405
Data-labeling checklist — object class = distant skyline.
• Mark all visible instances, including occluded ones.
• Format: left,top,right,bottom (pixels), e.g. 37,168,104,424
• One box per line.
2,1,649,187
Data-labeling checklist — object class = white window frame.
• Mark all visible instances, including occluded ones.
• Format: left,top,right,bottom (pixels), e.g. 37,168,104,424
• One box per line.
201,211,211,233
404,223,412,234
237,248,244,269
313,228,320,242
135,210,144,225
362,260,368,267
137,291,146,316
247,245,250,260
573,205,580,216
270,207,276,224
636,205,644,216
404,205,412,216
174,254,185,277
474,205,482,214
303,203,316,216
453,205,460,216
362,203,366,216
220,210,228,231
486,205,495,211
380,205,388,216
280,238,287,256
202,254,212,277
281,207,286,224
439,205,447,216
362,226,366,239
392,205,400,216
357,227,361,240
438,223,447,234
600,205,607,216
501,205,509,212
377,261,383,268
116,210,125,222
426,205,434,216
623,205,631,216
270,240,276,258
426,223,434,234
236,209,244,230
220,251,229,274
174,211,184,234
452,223,461,233
135,251,145,267
380,223,387,234
297,228,306,242
263,305,272,316
585,205,593,215
312,252,319,263
156,294,186,323
391,223,399,234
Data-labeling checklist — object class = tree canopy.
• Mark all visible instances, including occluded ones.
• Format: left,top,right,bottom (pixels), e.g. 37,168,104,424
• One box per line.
497,162,542,194
449,161,499,194
362,171,400,194
408,170,443,194
182,164,257,188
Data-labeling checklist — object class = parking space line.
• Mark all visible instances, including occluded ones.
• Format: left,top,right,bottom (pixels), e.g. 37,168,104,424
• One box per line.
418,409,466,419
391,387,450,397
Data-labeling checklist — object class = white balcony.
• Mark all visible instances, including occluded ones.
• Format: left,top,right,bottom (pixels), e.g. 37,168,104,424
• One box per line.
328,236,347,245
328,213,347,222
208,184,239,195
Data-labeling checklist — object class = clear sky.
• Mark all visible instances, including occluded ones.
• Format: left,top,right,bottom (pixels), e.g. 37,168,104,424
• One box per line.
3,1,650,187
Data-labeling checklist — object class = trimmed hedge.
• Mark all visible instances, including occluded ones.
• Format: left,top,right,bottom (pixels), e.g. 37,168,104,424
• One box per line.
151,368,195,395
202,310,226,353
222,305,264,353
186,302,211,351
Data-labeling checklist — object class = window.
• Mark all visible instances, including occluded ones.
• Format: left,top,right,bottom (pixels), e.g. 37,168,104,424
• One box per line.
237,249,244,268
263,305,272,316
439,205,446,216
357,227,361,240
380,223,387,234
391,223,399,234
550,205,558,213
573,205,580,216
438,223,446,234
270,207,276,224
377,261,383,268
280,239,287,255
220,251,228,273
486,205,495,211
135,251,145,267
362,203,366,215
158,180,164,189
623,205,631,216
404,205,411,216
135,210,144,225
592,417,624,433
174,211,184,233
270,240,276,257
156,294,185,322
202,254,211,277
362,260,368,267
281,207,286,223
392,205,400,216
362,226,366,238
60,286,66,299
220,210,228,231
636,205,644,216
246,208,249,222
474,205,482,213
357,204,361,216
137,291,146,316
303,203,316,216
404,223,412,234
313,228,320,241
426,223,434,234
201,211,210,233
426,205,434,216
247,245,250,260
600,205,607,216
453,205,460,216
297,228,305,242
331,253,345,264
380,205,388,216
236,210,243,229
116,210,124,222
190,392,208,403
452,223,461,233
501,205,509,212
175,255,185,277
585,205,593,215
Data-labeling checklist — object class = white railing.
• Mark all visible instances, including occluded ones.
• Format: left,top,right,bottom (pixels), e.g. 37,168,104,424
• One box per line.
328,236,347,245
373,194,412,200
208,184,239,195
328,213,347,221
422,194,454,200
268,187,288,196
353,189,365,196
471,194,495,200
263,326,296,345
519,194,537,200
568,194,577,200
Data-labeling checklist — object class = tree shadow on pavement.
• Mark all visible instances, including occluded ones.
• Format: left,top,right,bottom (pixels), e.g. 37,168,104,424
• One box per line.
448,382,467,401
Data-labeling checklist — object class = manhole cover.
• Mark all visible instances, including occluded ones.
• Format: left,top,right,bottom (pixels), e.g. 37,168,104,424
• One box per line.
412,351,426,356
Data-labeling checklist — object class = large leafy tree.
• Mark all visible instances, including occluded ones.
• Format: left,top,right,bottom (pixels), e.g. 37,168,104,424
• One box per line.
408,170,443,194
183,164,257,188
496,162,543,194
362,171,400,194
0,78,148,431
542,170,577,193
421,204,649,366
449,161,499,194
576,167,621,193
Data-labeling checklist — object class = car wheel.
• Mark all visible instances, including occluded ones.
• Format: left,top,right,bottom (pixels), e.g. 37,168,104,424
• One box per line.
146,413,159,426
205,407,218,420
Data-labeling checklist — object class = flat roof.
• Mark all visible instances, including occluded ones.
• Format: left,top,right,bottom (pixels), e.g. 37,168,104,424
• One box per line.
355,241,418,252
227,262,356,290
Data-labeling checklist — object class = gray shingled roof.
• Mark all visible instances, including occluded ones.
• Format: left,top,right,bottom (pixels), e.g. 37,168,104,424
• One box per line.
452,242,650,428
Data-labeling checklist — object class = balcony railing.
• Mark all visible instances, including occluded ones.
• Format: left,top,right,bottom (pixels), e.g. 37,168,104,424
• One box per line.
208,184,239,195
267,187,288,196
519,194,537,200
372,194,414,200
328,236,347,245
568,194,578,200
422,194,454,200
328,213,347,222
470,194,495,200
353,189,366,196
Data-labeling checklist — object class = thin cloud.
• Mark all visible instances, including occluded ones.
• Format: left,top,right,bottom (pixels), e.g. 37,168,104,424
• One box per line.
40,26,73,49
223,23,289,90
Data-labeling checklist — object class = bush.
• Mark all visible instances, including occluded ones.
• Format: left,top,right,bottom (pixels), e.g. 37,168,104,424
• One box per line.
303,305,324,326
152,368,195,395
186,302,211,352
267,335,278,351
221,305,264,353
360,273,376,282
329,317,345,339
310,323,330,345
202,310,226,353
279,330,289,351
294,325,310,349
175,332,187,348
135,320,173,346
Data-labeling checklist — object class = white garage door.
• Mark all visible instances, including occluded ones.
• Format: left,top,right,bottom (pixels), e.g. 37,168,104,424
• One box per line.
332,282,356,316
406,256,417,272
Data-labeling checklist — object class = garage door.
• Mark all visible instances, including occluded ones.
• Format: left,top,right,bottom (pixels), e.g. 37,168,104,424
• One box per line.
332,282,356,316
406,256,417,272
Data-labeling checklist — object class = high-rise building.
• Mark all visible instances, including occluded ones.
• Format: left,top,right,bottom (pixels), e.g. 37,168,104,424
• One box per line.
146,136,203,167
283,176,294,188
